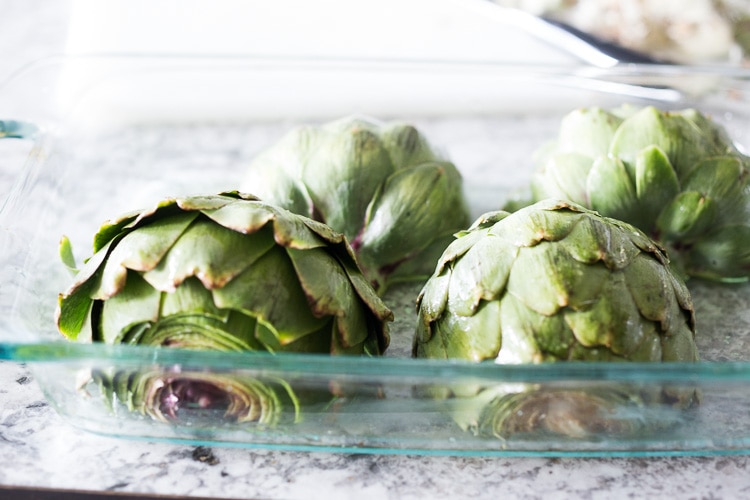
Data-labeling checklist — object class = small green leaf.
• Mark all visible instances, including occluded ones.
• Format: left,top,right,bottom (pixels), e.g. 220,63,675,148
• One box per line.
492,202,580,247
587,156,639,226
416,269,451,324
623,254,672,326
686,224,750,281
656,191,717,242
563,273,645,358
634,145,679,230
681,156,745,220
440,299,503,362
446,234,517,316
56,285,94,341
531,152,593,205
202,200,276,234
59,235,77,274
557,107,622,157
380,122,441,168
496,294,541,363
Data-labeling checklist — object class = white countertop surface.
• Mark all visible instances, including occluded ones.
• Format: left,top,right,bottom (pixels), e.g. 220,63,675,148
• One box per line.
2,1,750,499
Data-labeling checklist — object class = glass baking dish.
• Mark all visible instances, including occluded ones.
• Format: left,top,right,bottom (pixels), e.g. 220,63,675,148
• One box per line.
2,56,750,456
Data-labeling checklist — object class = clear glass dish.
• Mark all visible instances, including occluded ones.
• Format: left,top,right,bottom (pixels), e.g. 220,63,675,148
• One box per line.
2,56,750,456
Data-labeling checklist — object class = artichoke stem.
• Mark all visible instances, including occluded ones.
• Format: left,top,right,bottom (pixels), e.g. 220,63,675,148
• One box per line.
159,379,231,419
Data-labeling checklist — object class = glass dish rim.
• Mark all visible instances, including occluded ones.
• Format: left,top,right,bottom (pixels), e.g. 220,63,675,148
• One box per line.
2,342,749,382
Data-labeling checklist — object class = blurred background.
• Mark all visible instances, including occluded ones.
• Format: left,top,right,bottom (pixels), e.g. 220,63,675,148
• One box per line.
3,0,750,86
494,0,750,64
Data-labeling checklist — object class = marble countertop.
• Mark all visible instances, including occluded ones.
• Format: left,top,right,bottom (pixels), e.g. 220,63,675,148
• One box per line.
2,2,750,499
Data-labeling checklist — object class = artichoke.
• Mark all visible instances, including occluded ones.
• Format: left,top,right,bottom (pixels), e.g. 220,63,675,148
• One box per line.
412,200,699,438
56,192,392,424
241,116,471,293
528,105,750,282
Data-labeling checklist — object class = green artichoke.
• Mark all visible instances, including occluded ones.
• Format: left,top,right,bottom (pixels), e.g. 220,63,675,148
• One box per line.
412,200,699,438
56,192,392,423
241,116,471,293
528,105,750,282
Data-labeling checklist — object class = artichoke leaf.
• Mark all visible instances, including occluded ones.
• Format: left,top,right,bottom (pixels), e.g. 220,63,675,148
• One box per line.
434,226,490,275
558,215,607,265
661,326,700,362
656,191,717,242
682,156,747,224
57,237,119,339
634,145,680,229
445,235,517,317
357,161,469,268
557,107,623,157
303,126,395,239
491,202,580,247
92,212,141,253
679,108,738,153
587,156,640,227
272,211,335,250
623,254,674,327
416,269,451,325
506,242,597,316
56,281,96,341
687,224,750,281
100,271,161,344
245,167,313,218
95,213,199,299
176,192,242,211
143,218,275,292
338,257,393,341
465,211,511,232
380,122,440,168
160,276,227,319
564,273,647,358
413,310,442,357
495,294,544,364
59,235,77,274
241,129,317,217
253,319,332,353
201,200,276,235
212,246,328,344
286,247,369,349
438,300,503,362
540,152,594,205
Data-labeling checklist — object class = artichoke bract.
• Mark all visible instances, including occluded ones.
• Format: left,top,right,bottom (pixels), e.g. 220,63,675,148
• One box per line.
412,200,699,438
56,192,392,424
529,105,750,282
240,116,471,293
